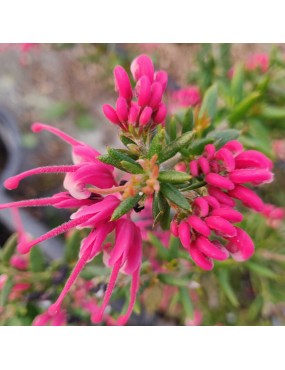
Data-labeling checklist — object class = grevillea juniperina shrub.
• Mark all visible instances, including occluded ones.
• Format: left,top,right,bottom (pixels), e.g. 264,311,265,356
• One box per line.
0,48,284,326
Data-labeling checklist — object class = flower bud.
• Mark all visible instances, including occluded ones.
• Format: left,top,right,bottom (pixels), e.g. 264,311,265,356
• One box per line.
205,173,235,190
154,70,168,92
114,66,133,100
131,54,154,82
136,76,151,107
102,104,121,125
153,103,167,124
116,97,129,122
139,106,153,126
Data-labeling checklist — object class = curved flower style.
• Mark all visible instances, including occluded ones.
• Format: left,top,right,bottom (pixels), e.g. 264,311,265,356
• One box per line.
0,124,143,325
103,54,168,131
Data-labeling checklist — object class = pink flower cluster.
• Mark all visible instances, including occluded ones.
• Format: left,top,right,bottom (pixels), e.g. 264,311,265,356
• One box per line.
169,86,201,113
0,123,143,325
246,53,269,73
228,52,269,79
103,54,168,130
171,140,274,270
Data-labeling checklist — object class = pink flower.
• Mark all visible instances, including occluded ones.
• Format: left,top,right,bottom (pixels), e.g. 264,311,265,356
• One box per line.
246,53,269,73
225,227,254,261
169,86,201,113
0,124,143,325
172,140,273,270
103,54,168,130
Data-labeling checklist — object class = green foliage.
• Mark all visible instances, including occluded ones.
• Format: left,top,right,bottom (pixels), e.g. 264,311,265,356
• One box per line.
111,193,143,221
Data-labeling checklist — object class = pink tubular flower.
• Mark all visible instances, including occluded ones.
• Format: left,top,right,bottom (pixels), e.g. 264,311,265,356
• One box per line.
0,123,144,325
172,140,273,270
226,227,254,261
103,54,168,130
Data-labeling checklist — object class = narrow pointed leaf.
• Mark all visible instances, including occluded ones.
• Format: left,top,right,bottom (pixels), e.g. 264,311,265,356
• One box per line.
111,193,143,221
160,183,190,210
158,170,191,184
2,233,18,264
148,128,165,159
199,84,218,120
158,131,195,163
29,246,46,272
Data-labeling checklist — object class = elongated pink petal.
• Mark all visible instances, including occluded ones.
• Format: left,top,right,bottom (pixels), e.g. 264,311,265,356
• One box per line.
128,103,140,125
121,227,142,274
154,70,168,92
108,219,134,266
153,103,167,124
116,97,129,122
189,243,214,270
195,236,228,260
228,185,264,212
205,216,237,237
205,173,235,190
71,144,101,165
136,76,151,107
215,148,235,172
203,195,220,209
139,106,153,126
178,221,192,249
114,66,133,100
102,104,121,125
229,169,273,185
210,207,243,223
211,240,230,259
170,220,179,237
131,54,154,82
187,215,211,237
208,186,236,207
198,157,210,174
189,160,199,177
223,140,243,156
225,227,254,261
204,144,216,160
235,150,273,170
193,197,209,217
149,82,163,109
